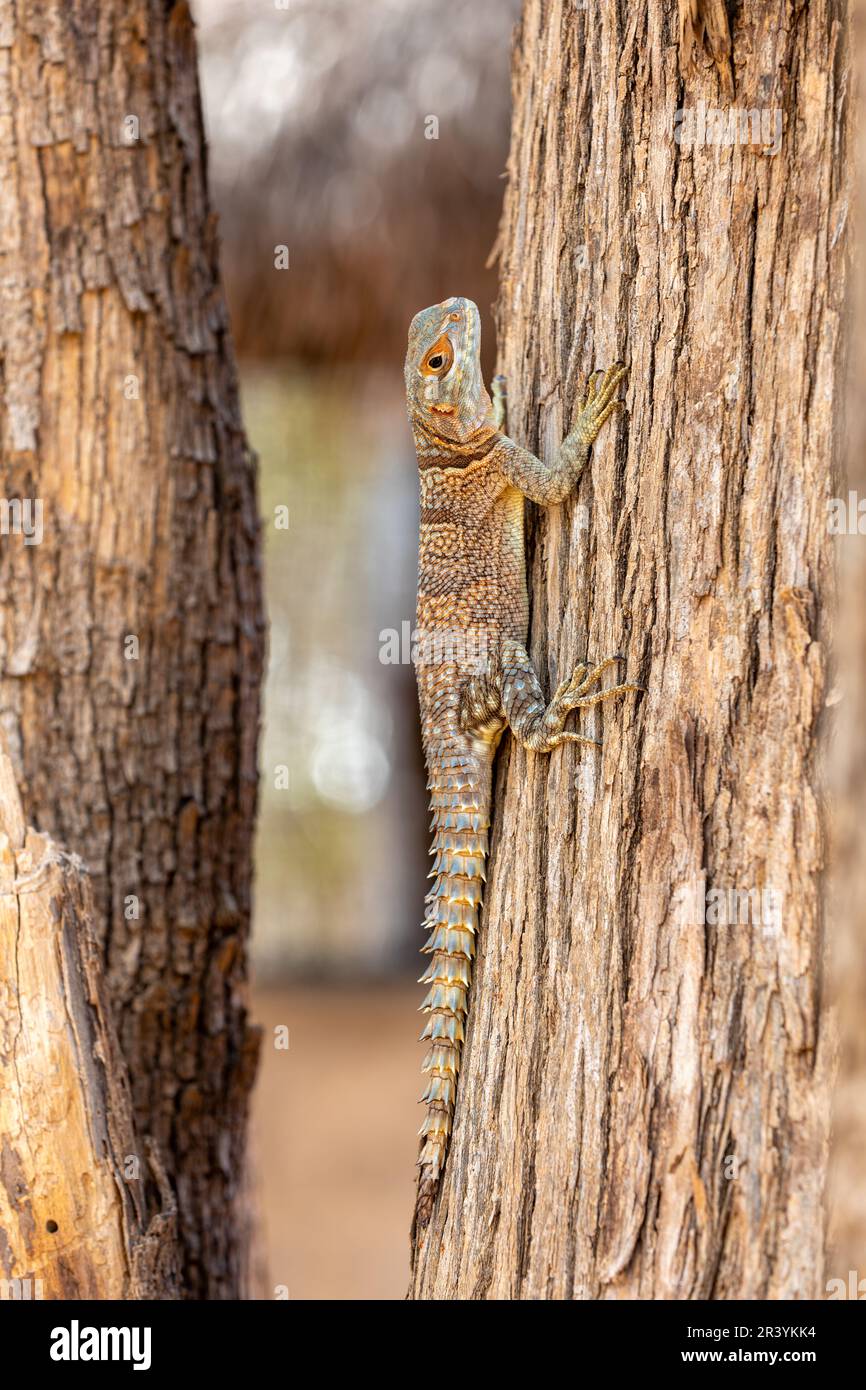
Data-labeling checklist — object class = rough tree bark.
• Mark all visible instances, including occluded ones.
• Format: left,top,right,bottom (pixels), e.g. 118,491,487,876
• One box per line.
0,1,264,1298
411,0,848,1299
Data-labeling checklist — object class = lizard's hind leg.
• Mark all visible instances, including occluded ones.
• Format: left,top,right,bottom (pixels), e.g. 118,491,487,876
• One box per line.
458,669,506,745
500,639,641,754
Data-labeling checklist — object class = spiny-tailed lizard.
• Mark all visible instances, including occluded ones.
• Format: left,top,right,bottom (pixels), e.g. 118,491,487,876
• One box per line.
405,296,641,1228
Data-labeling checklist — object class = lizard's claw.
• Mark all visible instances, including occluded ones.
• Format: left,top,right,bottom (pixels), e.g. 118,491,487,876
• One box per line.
584,369,606,405
576,361,628,447
555,654,643,717
552,732,602,751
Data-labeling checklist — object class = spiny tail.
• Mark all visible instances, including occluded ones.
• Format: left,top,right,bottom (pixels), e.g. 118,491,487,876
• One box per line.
415,747,490,1226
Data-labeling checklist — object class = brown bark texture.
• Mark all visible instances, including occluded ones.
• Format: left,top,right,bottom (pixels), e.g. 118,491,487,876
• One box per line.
0,1,264,1298
412,0,849,1299
0,748,179,1300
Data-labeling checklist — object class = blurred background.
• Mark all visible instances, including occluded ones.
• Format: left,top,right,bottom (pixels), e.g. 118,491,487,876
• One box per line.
192,0,520,1299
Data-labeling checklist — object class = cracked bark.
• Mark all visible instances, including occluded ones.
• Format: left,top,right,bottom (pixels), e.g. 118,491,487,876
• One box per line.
0,1,264,1298
411,0,848,1300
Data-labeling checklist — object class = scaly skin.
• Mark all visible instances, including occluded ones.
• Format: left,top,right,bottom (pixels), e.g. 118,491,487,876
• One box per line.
405,296,640,1229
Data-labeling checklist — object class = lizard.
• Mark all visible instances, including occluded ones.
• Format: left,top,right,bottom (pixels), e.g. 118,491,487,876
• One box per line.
405,295,641,1230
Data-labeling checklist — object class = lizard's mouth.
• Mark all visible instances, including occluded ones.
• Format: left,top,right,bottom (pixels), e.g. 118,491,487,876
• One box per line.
429,404,455,415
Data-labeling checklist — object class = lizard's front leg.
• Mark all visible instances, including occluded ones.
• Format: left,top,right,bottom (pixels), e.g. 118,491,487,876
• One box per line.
495,361,627,505
497,638,641,753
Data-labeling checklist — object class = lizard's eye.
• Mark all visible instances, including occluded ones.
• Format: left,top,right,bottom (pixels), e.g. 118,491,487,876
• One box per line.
421,336,454,377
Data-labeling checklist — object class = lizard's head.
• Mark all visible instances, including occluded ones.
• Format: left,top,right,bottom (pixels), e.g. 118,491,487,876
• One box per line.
405,297,493,443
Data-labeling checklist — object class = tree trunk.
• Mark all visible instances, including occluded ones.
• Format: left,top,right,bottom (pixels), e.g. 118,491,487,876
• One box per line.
0,1,264,1299
411,0,848,1299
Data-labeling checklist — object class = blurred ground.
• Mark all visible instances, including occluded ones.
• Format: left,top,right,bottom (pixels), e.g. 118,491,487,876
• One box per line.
251,984,420,1300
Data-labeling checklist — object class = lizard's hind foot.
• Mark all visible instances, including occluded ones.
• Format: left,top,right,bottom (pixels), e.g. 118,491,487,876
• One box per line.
555,655,644,715
500,640,643,754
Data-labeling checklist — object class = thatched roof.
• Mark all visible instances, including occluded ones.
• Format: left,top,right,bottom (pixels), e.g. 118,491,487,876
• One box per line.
195,0,518,364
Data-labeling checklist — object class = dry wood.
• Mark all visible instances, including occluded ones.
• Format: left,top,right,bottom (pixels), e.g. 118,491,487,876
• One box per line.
0,748,179,1300
412,0,848,1299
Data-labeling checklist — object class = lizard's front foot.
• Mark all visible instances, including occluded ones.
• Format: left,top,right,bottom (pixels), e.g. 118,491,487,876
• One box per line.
574,361,628,448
